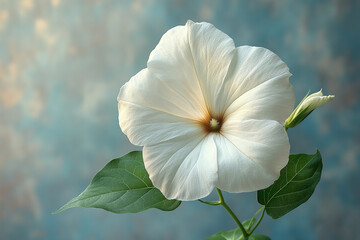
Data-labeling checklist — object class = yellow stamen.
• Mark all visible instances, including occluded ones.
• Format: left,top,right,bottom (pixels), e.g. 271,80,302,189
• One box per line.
209,118,220,132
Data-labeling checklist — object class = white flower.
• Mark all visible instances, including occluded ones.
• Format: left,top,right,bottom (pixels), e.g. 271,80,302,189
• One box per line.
285,89,335,129
118,20,295,201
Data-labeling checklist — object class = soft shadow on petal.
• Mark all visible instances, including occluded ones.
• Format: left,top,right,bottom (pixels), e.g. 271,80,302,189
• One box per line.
119,68,206,121
143,133,218,201
147,25,209,120
214,134,277,193
118,100,202,146
224,74,295,123
221,119,290,178
186,20,236,116
148,21,236,118
118,68,208,146
220,46,294,121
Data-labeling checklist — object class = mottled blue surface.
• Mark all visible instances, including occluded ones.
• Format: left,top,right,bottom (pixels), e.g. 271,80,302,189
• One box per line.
1,0,359,239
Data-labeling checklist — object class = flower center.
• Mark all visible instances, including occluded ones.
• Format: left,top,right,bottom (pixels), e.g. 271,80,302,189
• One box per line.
209,118,220,132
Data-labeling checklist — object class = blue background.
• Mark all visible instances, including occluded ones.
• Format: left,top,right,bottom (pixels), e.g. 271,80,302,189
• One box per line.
0,0,359,239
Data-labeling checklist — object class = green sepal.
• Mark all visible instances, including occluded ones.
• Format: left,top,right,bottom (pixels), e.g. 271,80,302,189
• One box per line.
285,107,313,129
285,90,310,129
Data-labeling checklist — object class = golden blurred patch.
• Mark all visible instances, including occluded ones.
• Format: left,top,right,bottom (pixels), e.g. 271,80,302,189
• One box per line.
19,0,34,11
35,18,48,34
34,18,56,46
52,0,61,7
0,87,23,108
0,10,9,31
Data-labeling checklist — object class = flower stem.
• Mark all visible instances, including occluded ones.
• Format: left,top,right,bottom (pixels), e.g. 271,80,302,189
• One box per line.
198,189,255,239
248,206,265,235
216,188,249,240
198,199,221,206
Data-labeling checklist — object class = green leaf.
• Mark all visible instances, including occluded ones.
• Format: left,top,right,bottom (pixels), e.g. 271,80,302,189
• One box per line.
244,218,256,232
205,219,256,240
54,151,181,214
205,228,243,240
249,234,271,240
257,150,322,219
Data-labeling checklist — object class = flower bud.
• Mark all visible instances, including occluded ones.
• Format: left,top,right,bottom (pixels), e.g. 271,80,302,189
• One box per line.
285,89,334,130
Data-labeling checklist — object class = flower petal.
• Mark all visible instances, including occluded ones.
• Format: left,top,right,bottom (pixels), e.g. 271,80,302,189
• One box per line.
118,102,201,146
119,68,206,121
224,73,295,123
216,119,290,192
186,20,236,115
220,46,295,123
147,20,235,117
143,133,218,201
214,135,275,192
295,89,335,115
118,68,207,146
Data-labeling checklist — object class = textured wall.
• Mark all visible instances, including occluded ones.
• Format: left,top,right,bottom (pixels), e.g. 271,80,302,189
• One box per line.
0,0,359,239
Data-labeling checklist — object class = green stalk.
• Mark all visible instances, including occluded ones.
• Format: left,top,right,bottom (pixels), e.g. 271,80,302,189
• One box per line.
248,206,265,235
199,189,249,239
216,189,249,239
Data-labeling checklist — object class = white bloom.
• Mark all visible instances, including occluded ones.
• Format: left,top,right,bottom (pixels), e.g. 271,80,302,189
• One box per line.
285,89,335,129
118,20,295,201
